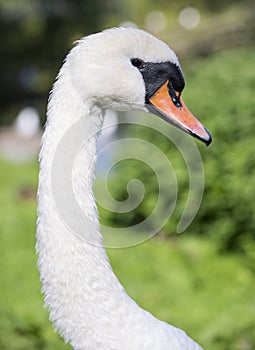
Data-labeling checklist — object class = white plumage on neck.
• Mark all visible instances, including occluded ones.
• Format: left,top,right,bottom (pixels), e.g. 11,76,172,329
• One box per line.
36,28,203,350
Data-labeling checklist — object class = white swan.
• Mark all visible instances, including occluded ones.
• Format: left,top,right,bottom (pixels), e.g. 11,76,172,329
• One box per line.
36,28,211,350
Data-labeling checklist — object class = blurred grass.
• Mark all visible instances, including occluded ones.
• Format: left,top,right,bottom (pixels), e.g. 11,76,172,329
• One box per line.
1,45,255,349
0,160,69,350
0,158,254,349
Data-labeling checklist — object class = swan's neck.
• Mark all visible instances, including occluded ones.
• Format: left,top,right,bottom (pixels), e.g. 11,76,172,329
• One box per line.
37,63,128,348
36,59,202,350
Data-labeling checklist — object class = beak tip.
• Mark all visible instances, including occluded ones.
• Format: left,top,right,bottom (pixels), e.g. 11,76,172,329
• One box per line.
188,127,212,147
204,128,212,147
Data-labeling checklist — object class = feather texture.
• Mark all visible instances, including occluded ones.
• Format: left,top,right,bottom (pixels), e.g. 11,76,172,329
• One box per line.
36,27,203,350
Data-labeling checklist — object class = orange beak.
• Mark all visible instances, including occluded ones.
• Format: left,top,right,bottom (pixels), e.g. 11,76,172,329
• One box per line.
146,81,212,146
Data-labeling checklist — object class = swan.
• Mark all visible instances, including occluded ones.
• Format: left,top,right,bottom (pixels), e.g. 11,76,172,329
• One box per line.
36,27,211,350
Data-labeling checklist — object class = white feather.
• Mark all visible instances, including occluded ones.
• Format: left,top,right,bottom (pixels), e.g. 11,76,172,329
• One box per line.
36,27,203,350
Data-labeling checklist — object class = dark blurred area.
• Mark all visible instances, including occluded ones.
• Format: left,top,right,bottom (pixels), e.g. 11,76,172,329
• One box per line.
0,0,117,124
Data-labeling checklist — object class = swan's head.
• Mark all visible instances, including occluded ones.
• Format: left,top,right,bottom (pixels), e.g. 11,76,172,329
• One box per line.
69,27,211,145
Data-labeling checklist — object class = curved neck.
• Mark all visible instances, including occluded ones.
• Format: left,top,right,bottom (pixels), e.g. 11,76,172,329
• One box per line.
36,58,199,350
37,63,129,348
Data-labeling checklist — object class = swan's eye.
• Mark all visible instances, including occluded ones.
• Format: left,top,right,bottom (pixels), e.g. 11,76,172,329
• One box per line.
131,58,145,70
